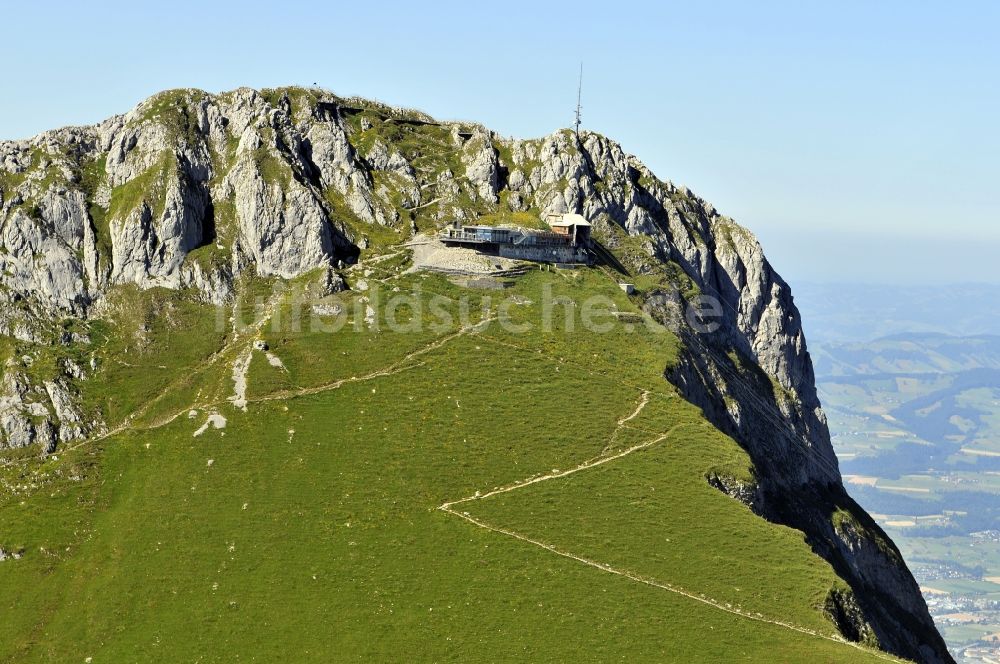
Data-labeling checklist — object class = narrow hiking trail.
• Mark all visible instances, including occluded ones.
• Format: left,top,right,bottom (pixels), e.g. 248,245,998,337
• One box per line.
438,398,905,664
34,314,498,461
476,332,677,405
249,315,496,405
119,291,285,431
442,507,901,663
5,298,902,661
20,295,289,462
600,389,650,455
618,389,650,426
442,425,680,510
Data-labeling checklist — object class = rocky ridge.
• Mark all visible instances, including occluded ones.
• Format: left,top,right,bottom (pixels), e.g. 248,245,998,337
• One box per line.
0,87,951,662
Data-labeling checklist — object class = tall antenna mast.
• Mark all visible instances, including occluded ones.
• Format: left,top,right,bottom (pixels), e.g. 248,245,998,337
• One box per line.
574,63,583,137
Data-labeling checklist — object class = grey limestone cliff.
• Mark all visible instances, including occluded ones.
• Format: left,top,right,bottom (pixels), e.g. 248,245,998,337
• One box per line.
0,86,951,662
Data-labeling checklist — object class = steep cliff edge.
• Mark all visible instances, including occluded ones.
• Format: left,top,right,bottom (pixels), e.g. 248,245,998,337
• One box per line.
0,87,951,662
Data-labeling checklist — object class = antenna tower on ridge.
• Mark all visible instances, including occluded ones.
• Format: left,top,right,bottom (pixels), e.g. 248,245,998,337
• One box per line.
574,63,583,137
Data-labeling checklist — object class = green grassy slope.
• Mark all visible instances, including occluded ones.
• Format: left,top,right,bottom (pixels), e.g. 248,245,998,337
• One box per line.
0,267,902,662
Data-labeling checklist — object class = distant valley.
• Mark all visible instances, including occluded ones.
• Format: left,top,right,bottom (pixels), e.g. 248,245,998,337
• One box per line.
799,285,1000,662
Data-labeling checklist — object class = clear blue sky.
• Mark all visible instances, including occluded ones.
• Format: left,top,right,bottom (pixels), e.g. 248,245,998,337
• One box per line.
4,1,998,284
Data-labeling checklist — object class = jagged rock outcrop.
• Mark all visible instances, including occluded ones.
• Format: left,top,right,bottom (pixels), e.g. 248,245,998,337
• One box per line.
0,87,952,662
461,129,501,204
1,370,56,452
510,132,949,663
0,88,372,314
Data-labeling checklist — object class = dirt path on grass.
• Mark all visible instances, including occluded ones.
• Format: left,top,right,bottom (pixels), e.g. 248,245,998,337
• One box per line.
617,390,649,426
249,316,496,405
38,314,497,462
442,424,679,510
441,505,899,662
111,293,284,433
599,389,651,455
10,309,902,661
438,414,904,664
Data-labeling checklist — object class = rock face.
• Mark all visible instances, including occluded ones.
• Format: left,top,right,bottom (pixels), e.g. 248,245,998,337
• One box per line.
0,369,61,452
0,87,951,662
0,88,366,315
507,132,951,663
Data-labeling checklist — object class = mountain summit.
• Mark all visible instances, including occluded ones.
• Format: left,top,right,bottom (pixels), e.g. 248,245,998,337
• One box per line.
0,87,951,662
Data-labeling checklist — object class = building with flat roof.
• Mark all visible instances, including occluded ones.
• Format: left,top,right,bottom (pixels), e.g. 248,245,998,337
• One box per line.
440,215,592,264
